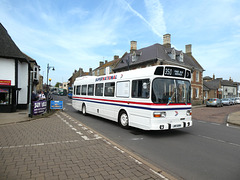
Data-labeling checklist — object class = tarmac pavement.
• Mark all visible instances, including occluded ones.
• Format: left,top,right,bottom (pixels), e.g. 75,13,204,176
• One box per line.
0,110,172,180
0,108,239,180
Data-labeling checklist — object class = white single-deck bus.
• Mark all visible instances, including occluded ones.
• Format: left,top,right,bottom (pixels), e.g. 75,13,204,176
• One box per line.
72,65,192,130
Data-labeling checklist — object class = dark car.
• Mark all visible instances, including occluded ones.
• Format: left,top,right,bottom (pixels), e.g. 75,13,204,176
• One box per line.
206,98,223,107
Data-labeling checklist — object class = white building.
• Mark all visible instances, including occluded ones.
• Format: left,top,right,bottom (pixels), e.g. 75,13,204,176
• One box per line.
0,23,40,112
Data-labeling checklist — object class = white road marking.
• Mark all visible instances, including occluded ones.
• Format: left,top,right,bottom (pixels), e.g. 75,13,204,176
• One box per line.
149,169,169,180
198,135,240,148
0,140,80,149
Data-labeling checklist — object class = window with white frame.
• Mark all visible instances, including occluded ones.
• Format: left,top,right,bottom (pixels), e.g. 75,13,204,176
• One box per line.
195,88,199,98
196,71,199,82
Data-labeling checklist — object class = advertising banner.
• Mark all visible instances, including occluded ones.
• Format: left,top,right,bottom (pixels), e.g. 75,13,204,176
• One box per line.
33,100,47,115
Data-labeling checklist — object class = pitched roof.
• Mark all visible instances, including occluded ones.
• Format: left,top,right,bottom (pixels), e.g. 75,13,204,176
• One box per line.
93,58,121,71
204,79,221,90
114,43,204,71
221,80,237,87
0,23,27,62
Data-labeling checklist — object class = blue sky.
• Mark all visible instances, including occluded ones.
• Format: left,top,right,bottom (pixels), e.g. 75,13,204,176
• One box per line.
1,0,240,85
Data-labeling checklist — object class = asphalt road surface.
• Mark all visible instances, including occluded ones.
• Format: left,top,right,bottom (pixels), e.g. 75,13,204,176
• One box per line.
55,95,240,180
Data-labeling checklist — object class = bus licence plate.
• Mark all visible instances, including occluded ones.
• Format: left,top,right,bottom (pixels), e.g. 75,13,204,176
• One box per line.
173,124,182,128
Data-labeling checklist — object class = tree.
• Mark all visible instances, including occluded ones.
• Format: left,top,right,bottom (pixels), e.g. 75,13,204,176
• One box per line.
55,82,61,87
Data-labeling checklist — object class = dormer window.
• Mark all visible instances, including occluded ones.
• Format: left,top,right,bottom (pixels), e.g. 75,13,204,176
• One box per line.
166,48,176,60
179,52,184,62
171,49,176,60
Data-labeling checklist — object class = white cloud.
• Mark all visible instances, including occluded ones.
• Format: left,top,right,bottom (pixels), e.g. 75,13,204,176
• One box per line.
119,0,166,38
144,0,166,36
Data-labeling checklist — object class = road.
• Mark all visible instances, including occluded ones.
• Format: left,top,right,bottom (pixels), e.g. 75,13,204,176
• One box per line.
56,95,240,180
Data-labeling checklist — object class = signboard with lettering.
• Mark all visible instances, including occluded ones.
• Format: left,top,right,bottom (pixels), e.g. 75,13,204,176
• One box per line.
50,101,63,109
33,100,47,115
0,80,11,86
164,67,185,78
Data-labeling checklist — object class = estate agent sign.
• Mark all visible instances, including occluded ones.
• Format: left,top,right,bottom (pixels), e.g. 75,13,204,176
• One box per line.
33,100,47,115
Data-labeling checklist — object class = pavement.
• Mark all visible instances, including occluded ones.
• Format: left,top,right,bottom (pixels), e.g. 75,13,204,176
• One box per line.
0,110,174,180
0,108,239,180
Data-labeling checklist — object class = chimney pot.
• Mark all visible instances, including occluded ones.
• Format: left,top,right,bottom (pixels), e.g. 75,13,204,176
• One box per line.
163,34,171,48
130,41,137,54
185,44,192,55
100,61,104,67
114,55,119,60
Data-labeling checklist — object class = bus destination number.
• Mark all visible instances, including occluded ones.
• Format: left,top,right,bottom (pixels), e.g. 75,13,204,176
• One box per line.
164,67,185,78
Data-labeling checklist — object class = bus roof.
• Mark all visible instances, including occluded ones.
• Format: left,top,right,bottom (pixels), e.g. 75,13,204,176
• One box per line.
74,65,190,85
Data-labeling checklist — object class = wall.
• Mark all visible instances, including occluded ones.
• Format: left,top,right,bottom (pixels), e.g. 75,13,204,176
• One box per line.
0,58,15,85
18,61,29,104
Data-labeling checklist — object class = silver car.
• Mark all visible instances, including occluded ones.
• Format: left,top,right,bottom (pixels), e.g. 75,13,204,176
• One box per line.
229,98,235,105
222,98,231,106
235,97,240,104
206,98,223,107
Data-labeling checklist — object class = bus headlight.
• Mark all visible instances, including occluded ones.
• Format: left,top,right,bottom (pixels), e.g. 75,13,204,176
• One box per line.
186,110,192,116
153,112,166,118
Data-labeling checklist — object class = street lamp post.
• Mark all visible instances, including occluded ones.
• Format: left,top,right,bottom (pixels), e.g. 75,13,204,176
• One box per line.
46,64,55,113
47,63,55,91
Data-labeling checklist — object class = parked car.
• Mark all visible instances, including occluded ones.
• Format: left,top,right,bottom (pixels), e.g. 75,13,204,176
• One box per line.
206,98,223,107
222,98,231,106
235,97,240,104
229,98,235,105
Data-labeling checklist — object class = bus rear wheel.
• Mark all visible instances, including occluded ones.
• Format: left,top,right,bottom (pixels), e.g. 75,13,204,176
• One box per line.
119,111,129,129
82,104,87,116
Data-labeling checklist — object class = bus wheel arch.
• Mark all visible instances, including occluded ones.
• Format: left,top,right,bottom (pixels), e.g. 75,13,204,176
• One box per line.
118,109,129,129
82,103,87,116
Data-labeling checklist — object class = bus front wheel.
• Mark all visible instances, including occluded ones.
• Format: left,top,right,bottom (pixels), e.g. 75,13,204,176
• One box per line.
119,110,129,129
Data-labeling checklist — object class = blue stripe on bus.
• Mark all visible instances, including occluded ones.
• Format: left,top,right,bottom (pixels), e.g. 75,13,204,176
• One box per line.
72,98,191,111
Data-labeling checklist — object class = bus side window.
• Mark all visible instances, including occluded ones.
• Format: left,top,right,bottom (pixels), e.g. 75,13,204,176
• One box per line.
88,84,94,96
95,83,103,96
81,85,87,95
104,82,115,97
132,79,150,98
76,85,81,95
116,81,130,98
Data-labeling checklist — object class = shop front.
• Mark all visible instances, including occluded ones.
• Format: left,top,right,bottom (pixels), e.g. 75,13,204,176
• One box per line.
0,80,14,113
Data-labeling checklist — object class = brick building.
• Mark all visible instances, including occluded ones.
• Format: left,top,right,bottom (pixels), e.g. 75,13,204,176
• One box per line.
114,34,204,105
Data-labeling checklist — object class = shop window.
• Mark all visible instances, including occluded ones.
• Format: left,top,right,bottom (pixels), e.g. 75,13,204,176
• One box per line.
0,88,10,105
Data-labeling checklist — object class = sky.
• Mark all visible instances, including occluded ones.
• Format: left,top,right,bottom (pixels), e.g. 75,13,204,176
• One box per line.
1,0,240,85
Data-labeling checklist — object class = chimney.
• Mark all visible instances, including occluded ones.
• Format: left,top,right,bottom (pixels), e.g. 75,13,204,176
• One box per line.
185,44,192,55
213,74,215,80
89,68,92,76
105,60,108,64
163,34,171,48
79,68,83,77
114,55,119,60
130,41,137,54
99,61,104,67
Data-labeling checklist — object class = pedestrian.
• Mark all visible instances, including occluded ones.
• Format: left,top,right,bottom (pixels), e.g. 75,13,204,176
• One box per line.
39,90,46,100
31,91,38,102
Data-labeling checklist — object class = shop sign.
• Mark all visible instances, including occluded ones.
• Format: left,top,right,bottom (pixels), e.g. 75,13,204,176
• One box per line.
33,100,47,115
0,80,11,86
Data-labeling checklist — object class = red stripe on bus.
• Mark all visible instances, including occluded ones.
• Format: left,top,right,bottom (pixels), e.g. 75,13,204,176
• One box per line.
72,96,191,106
